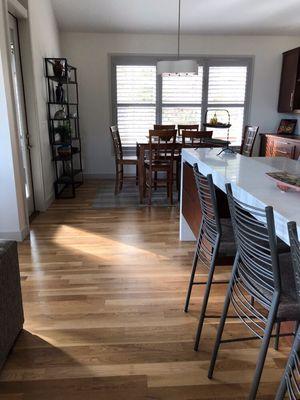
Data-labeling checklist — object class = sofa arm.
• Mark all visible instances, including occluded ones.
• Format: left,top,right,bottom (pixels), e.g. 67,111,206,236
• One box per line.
0,241,24,369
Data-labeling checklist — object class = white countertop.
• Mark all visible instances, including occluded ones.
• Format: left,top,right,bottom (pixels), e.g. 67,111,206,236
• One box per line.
181,147,300,244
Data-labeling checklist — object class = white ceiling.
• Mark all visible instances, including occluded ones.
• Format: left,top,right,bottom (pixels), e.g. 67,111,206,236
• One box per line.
51,0,300,35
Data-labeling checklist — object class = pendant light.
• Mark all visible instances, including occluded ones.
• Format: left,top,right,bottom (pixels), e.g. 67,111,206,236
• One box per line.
157,0,198,76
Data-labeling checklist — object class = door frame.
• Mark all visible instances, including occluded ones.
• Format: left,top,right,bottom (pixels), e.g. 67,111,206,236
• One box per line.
8,11,36,214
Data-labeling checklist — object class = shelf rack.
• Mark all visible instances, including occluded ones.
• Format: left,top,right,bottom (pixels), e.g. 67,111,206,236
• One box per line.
45,58,83,198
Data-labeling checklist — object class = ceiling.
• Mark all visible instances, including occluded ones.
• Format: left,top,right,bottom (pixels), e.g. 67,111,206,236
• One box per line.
51,0,300,35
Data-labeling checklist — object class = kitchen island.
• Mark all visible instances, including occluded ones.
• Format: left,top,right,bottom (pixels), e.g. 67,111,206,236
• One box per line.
180,147,300,244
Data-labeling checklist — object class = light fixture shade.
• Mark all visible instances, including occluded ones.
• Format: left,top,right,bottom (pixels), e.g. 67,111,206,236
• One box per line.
156,59,198,76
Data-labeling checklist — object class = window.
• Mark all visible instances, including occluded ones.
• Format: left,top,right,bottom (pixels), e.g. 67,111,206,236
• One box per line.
112,57,251,148
116,65,156,146
162,67,203,125
207,66,248,144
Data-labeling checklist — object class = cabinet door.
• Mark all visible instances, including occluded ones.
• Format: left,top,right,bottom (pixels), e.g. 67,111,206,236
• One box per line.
265,137,274,157
278,48,299,113
273,140,295,159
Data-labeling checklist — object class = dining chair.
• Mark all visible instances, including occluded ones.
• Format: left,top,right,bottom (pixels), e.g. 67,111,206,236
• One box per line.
109,125,138,195
208,183,297,400
275,221,300,400
178,124,199,136
153,124,176,131
240,125,259,157
182,130,213,147
144,129,177,205
184,165,236,352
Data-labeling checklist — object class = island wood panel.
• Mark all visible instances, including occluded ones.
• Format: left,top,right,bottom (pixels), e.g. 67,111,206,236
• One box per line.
182,162,202,238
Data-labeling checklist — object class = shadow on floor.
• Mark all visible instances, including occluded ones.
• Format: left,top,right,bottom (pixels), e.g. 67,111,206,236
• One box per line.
0,330,147,400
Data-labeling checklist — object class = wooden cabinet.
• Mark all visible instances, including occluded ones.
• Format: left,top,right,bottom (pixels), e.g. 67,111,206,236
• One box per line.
278,47,300,113
260,134,300,159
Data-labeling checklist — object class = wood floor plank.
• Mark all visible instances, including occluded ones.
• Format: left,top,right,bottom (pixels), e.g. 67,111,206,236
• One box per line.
0,179,291,399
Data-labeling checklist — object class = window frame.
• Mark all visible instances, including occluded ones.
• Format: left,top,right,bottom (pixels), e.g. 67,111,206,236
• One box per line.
111,54,253,149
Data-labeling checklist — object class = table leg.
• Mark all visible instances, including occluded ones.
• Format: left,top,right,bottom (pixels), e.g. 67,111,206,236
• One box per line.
138,145,145,204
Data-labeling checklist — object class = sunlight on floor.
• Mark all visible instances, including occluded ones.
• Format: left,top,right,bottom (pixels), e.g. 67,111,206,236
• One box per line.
52,224,170,262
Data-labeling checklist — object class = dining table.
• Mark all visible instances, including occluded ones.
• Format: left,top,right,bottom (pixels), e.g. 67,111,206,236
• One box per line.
136,137,229,204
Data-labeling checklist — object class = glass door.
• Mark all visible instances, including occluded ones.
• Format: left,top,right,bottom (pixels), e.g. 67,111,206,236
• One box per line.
8,13,35,216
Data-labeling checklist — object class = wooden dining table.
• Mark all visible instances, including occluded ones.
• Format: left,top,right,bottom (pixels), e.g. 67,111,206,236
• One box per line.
136,138,228,204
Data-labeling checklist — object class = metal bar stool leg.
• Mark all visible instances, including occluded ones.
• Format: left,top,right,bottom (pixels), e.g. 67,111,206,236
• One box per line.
274,322,281,351
194,238,220,351
208,253,239,379
184,222,203,313
248,296,279,400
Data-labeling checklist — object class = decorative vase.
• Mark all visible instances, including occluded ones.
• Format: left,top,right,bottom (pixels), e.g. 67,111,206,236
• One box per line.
55,83,65,103
54,107,67,120
53,60,64,78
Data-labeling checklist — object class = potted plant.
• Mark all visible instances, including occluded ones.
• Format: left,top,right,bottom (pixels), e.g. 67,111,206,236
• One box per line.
53,122,71,143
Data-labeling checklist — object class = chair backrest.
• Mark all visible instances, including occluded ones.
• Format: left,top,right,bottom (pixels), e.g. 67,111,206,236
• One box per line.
275,325,300,400
178,124,199,136
288,221,300,302
193,164,221,234
182,130,213,146
153,124,176,131
109,125,123,161
148,129,176,164
240,125,259,157
193,164,222,268
226,183,281,312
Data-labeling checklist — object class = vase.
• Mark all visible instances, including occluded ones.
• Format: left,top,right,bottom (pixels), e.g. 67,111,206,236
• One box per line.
55,83,64,103
54,107,67,120
53,60,64,78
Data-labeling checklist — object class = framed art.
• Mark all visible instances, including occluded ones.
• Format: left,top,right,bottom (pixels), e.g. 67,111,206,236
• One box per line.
277,119,297,135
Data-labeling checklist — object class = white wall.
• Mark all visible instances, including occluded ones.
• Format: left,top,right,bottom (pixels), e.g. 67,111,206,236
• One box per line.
60,32,300,176
23,0,61,209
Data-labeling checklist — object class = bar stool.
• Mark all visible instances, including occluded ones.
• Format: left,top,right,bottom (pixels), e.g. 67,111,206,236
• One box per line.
275,221,300,400
208,183,298,400
184,164,236,351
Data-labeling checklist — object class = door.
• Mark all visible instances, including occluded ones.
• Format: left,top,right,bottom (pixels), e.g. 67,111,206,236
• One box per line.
278,48,299,113
8,13,35,216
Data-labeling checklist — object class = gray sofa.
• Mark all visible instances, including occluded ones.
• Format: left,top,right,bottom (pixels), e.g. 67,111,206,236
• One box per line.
0,241,24,369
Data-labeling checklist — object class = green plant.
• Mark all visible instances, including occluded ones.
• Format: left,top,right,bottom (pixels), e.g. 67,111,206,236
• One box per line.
54,122,71,143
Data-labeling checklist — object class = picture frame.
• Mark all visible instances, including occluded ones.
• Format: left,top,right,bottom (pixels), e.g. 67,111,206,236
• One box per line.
277,119,297,135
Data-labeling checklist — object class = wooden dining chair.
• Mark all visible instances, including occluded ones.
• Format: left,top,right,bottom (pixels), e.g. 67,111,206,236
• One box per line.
153,124,176,131
178,124,199,136
182,130,213,147
109,125,138,195
144,129,177,205
240,125,259,157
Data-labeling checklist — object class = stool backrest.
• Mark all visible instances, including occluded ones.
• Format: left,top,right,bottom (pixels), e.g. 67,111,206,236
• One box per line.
193,164,221,235
288,221,300,302
240,125,259,157
182,130,213,146
109,125,123,161
226,183,281,303
153,124,176,131
148,129,176,163
178,124,199,136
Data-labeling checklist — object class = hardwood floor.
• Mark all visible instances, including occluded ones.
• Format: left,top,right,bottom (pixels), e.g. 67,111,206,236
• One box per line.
0,180,290,399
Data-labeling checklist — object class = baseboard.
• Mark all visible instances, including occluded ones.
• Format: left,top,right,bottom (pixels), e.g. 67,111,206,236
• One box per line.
42,191,55,212
0,225,29,242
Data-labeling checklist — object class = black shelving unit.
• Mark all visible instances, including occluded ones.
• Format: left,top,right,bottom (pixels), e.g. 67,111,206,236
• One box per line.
45,58,83,198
